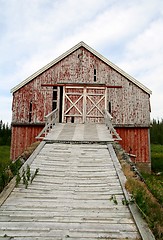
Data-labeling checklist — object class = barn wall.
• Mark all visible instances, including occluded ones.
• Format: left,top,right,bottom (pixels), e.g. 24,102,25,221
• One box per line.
108,84,150,126
11,46,151,166
116,127,151,171
12,47,150,126
11,125,44,160
12,81,53,123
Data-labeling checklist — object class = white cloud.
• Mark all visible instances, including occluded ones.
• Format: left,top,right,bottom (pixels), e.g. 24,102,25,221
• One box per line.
0,96,12,124
150,94,163,120
121,18,163,66
0,0,163,122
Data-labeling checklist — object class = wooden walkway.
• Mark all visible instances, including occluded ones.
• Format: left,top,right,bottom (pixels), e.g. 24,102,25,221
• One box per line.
44,123,113,142
0,124,154,239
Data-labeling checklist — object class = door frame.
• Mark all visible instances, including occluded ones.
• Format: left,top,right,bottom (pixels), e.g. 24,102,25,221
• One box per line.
62,86,107,123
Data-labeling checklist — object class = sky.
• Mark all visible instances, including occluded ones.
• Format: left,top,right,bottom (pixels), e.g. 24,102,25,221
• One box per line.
0,0,163,123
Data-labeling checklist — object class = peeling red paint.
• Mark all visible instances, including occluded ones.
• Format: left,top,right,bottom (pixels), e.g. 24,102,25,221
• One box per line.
11,125,44,160
11,46,151,165
116,127,150,163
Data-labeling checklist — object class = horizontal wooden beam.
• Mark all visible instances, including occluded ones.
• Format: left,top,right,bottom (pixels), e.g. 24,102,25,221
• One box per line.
11,122,45,126
106,85,122,88
41,83,122,88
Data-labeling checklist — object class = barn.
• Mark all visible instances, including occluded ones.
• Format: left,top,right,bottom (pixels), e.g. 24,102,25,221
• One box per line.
10,41,152,171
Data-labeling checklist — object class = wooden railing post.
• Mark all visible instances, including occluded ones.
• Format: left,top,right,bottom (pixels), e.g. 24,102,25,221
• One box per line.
104,109,121,141
36,108,58,139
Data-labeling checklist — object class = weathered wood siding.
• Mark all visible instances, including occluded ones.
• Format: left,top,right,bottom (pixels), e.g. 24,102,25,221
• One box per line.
11,125,43,160
108,80,150,126
12,81,52,123
12,47,150,125
116,127,150,165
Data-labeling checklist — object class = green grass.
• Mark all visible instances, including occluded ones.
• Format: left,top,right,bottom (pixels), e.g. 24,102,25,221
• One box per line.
151,144,163,173
0,146,11,172
126,177,163,239
0,146,11,192
0,146,22,193
0,142,39,193
142,173,163,206
140,144,163,213
139,144,163,239
114,142,163,239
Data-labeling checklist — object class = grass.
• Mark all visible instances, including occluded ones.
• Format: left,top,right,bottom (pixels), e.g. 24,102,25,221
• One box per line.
114,143,163,240
142,144,163,207
0,146,11,172
151,144,163,173
125,176,163,239
142,173,163,206
0,146,22,193
0,145,12,192
0,142,40,193
139,144,163,239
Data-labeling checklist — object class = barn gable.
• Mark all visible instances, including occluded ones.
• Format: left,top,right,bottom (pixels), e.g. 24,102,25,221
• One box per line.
11,42,151,127
11,41,152,95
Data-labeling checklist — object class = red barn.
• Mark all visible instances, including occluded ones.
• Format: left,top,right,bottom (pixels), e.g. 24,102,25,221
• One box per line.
11,41,152,171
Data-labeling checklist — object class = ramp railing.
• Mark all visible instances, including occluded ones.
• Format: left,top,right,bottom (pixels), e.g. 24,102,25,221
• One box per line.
36,108,59,139
104,109,121,140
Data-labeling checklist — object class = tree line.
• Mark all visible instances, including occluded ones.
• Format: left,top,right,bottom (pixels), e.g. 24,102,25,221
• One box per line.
150,119,163,145
0,120,11,146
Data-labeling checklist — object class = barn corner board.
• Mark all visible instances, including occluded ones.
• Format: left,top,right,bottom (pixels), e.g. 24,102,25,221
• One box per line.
11,41,152,171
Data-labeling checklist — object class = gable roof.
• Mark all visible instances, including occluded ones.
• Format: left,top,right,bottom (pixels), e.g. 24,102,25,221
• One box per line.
11,41,152,94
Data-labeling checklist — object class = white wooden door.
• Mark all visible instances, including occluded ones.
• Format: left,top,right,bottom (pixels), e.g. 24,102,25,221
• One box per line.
85,87,106,123
63,86,106,123
62,86,84,123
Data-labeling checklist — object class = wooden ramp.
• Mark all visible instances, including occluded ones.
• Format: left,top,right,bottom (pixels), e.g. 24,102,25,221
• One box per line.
0,143,142,240
44,123,113,142
0,124,154,239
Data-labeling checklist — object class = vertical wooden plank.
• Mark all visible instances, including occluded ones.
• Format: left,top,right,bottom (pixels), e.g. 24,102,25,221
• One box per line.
105,87,107,111
62,86,65,123
116,127,150,164
83,87,86,123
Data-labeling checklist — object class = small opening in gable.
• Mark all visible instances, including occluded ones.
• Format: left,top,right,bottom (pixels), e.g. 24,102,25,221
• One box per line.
109,102,111,114
29,101,32,123
94,69,97,82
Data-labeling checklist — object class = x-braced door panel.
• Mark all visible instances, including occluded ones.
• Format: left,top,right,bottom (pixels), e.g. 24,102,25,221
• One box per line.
63,87,84,123
85,87,106,123
63,86,106,123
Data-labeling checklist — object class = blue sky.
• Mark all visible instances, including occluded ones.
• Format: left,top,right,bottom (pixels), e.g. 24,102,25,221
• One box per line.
0,0,163,123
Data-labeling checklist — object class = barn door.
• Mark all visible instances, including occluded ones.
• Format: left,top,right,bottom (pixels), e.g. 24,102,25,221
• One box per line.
62,86,106,123
62,86,84,123
85,87,106,123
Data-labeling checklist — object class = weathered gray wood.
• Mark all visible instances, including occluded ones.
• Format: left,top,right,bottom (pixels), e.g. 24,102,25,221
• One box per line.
36,108,59,139
45,123,113,142
0,142,150,239
0,141,46,207
104,109,121,140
